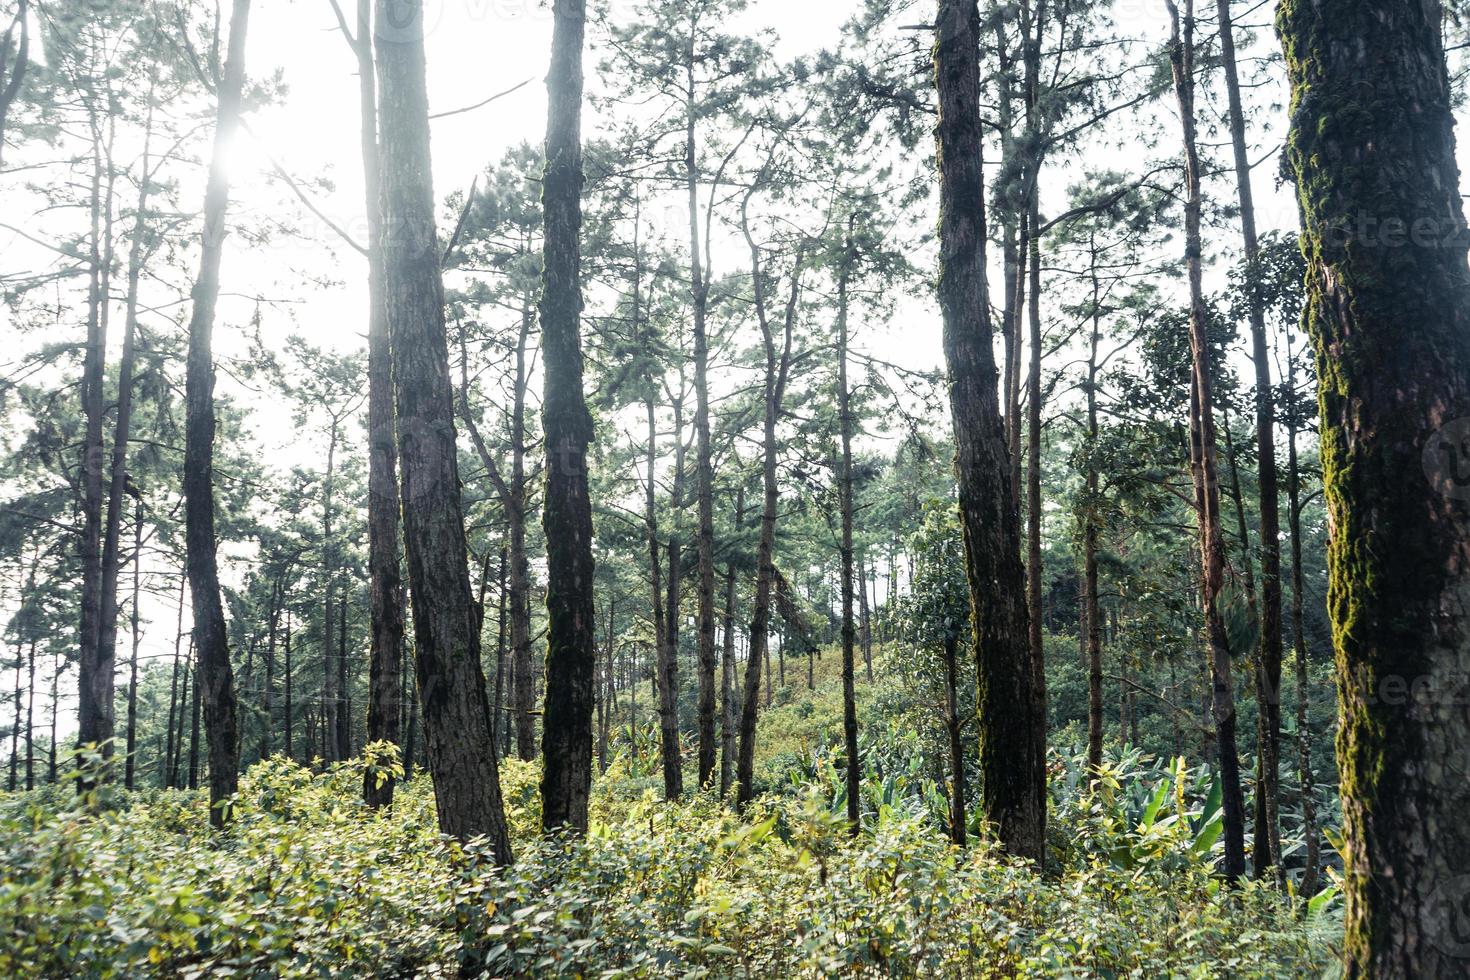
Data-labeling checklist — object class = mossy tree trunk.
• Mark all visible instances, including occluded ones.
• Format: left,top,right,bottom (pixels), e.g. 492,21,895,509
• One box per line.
538,0,598,835
1278,0,1470,971
932,0,1045,862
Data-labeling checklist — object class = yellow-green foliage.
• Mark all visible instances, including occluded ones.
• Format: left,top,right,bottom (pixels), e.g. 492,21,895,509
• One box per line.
0,740,1335,978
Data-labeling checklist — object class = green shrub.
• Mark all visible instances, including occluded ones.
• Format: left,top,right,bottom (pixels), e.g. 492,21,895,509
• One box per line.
0,744,1337,978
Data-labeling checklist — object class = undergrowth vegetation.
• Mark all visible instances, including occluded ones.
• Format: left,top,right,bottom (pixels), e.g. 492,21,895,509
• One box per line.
1,655,1340,979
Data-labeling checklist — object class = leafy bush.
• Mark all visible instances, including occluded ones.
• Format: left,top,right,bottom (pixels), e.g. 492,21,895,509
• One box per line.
0,742,1337,978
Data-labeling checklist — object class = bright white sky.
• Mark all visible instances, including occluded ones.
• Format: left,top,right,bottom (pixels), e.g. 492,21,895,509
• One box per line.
228,0,863,357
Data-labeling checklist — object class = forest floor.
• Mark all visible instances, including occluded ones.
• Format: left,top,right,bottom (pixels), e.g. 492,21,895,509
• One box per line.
1,650,1340,978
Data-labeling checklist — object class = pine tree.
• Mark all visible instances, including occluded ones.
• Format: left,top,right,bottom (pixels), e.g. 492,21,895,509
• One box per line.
1278,0,1470,970
538,0,598,835
373,0,511,860
932,0,1044,862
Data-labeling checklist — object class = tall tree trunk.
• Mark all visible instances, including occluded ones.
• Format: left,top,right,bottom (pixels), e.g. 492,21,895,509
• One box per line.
719,484,744,797
1223,409,1277,879
350,0,407,809
321,422,340,764
1217,0,1283,889
510,359,535,761
932,0,1044,862
183,0,250,825
99,100,156,782
1285,337,1320,899
658,387,685,800
685,74,719,792
1278,0,1470,966
460,307,536,762
735,200,805,807
857,556,873,682
337,595,350,757
836,221,861,834
124,498,142,789
47,649,57,783
942,634,966,847
187,642,201,791
995,11,1024,504
163,571,185,787
492,544,508,749
1167,0,1245,883
374,0,511,860
283,609,294,761
598,594,613,772
538,0,597,835
8,637,21,792
77,100,118,765
24,635,35,790
261,579,279,761
1024,161,1046,755
644,389,675,789
1083,237,1103,777
720,561,738,797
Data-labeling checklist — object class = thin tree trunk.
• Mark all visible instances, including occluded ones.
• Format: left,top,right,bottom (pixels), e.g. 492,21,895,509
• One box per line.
124,498,142,789
47,649,57,783
858,556,873,683
658,391,685,799
735,186,805,807
492,544,508,749
1217,0,1283,889
943,634,966,848
373,0,512,859
1083,236,1103,777
99,97,157,782
1223,408,1276,879
720,558,738,798
599,594,613,772
187,641,201,791
1285,335,1320,899
537,0,597,836
1167,0,1245,883
283,609,294,761
24,636,35,790
1024,154,1046,757
261,578,278,761
681,47,720,792
163,571,185,787
77,95,118,765
348,0,406,809
182,0,250,826
8,636,20,792
321,421,340,764
337,596,350,757
933,0,1045,862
